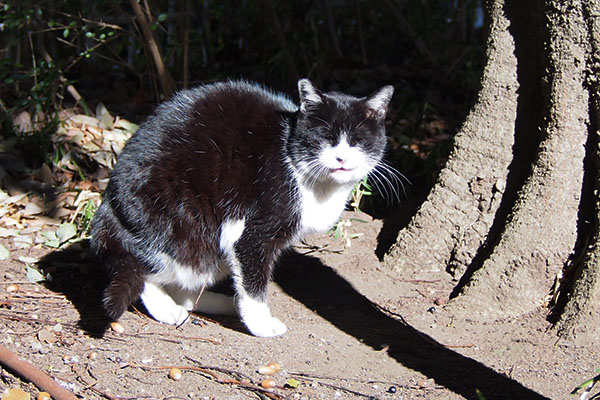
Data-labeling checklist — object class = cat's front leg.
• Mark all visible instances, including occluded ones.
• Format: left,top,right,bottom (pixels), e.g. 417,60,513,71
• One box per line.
235,292,287,337
227,238,287,337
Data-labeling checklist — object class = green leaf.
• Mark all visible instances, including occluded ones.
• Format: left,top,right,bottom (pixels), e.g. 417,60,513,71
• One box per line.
42,231,60,248
63,28,70,38
158,13,167,22
286,378,300,388
26,265,45,283
0,244,9,261
56,222,77,243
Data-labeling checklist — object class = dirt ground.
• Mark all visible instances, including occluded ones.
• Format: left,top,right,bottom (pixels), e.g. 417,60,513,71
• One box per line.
1,210,598,400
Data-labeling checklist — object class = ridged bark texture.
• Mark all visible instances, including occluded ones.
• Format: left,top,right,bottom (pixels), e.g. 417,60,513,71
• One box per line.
555,0,600,342
383,0,517,277
450,0,589,320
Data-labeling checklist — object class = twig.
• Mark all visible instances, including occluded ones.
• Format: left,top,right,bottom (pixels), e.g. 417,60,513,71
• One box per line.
123,331,221,345
129,0,175,98
0,343,78,400
127,361,284,400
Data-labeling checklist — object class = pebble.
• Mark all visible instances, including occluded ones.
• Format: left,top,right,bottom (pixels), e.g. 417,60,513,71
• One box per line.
168,367,183,381
258,362,280,375
110,321,125,333
6,283,19,293
434,297,447,306
260,378,276,388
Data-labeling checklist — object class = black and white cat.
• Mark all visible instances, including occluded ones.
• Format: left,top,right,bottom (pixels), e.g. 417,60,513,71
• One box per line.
90,79,394,337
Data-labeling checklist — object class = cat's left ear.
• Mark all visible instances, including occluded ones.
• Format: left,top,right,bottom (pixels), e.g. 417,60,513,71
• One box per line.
298,79,324,114
364,85,394,121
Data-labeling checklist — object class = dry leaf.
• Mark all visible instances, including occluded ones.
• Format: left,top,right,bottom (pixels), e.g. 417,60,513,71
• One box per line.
38,329,57,344
2,388,30,400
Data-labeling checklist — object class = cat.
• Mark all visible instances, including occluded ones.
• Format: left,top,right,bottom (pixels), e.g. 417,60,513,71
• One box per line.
90,78,394,337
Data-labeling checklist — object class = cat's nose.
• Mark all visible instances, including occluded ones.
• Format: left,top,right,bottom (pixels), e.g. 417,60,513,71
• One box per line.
335,156,346,164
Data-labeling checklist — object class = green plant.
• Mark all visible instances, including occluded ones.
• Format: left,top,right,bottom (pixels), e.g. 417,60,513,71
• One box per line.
572,369,600,400
350,176,373,213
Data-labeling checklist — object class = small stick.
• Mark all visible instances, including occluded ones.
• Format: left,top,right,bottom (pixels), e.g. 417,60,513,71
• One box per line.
0,343,78,400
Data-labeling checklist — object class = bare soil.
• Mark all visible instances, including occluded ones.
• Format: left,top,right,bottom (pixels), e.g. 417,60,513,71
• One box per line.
1,211,598,400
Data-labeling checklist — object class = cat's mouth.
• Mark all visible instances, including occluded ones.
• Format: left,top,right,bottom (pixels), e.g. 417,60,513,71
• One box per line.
331,167,353,173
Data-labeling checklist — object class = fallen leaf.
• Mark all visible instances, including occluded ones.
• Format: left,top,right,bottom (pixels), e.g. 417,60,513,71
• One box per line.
0,243,9,260
13,111,32,133
38,329,57,344
23,201,43,216
41,231,60,248
26,265,45,283
96,102,114,129
286,378,301,388
56,222,77,243
2,388,30,400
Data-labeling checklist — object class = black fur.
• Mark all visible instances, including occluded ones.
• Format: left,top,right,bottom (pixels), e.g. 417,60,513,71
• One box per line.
91,79,393,325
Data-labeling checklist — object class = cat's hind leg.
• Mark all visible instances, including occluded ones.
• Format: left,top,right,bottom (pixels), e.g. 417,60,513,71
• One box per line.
168,288,236,316
140,281,190,325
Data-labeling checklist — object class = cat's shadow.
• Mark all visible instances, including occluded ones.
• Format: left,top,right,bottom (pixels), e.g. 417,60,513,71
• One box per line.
38,243,547,399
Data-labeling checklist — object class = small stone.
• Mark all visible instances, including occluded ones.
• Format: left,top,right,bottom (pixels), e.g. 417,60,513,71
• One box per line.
260,378,276,388
434,297,447,306
110,321,124,333
6,283,19,293
168,367,183,381
387,385,397,393
258,362,280,375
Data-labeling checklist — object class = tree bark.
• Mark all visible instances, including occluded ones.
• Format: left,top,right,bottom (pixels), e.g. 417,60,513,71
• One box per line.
449,0,589,319
383,0,518,278
555,0,600,342
384,0,599,333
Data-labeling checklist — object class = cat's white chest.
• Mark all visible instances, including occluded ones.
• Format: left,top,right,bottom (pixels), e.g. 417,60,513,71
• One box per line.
297,184,353,234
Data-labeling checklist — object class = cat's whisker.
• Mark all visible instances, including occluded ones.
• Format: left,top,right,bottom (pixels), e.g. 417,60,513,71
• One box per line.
368,169,394,203
367,160,410,205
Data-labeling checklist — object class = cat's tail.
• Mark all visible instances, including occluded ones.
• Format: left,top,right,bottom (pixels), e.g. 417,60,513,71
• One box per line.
103,262,145,321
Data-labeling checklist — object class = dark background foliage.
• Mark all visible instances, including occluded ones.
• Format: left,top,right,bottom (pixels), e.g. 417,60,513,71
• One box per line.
0,0,485,208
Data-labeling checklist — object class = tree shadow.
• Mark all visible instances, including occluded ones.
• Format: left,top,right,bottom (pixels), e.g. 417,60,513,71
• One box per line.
275,250,549,400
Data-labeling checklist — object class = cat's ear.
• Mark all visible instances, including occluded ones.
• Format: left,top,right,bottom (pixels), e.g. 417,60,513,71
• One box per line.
298,79,323,114
364,85,394,121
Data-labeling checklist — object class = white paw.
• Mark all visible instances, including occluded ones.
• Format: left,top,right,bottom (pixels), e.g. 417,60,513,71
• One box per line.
236,295,287,337
245,315,287,337
141,282,190,325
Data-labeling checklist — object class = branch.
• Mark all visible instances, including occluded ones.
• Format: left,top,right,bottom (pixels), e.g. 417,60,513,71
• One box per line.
128,0,175,99
0,343,78,400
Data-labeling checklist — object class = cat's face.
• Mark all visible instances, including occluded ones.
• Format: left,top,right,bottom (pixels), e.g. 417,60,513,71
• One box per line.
288,79,394,186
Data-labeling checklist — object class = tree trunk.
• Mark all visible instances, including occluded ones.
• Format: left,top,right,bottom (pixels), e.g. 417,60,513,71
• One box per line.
383,0,519,278
384,0,599,338
555,0,600,342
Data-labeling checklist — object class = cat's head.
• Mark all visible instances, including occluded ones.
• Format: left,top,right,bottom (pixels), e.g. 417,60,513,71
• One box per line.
288,79,394,186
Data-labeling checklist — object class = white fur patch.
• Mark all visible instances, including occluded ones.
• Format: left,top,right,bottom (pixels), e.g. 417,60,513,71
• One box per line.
319,137,370,183
219,218,246,253
141,281,190,325
236,294,287,337
297,183,353,234
150,253,226,291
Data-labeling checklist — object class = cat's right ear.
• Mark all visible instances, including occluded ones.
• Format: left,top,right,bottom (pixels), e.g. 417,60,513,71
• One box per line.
298,79,323,114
